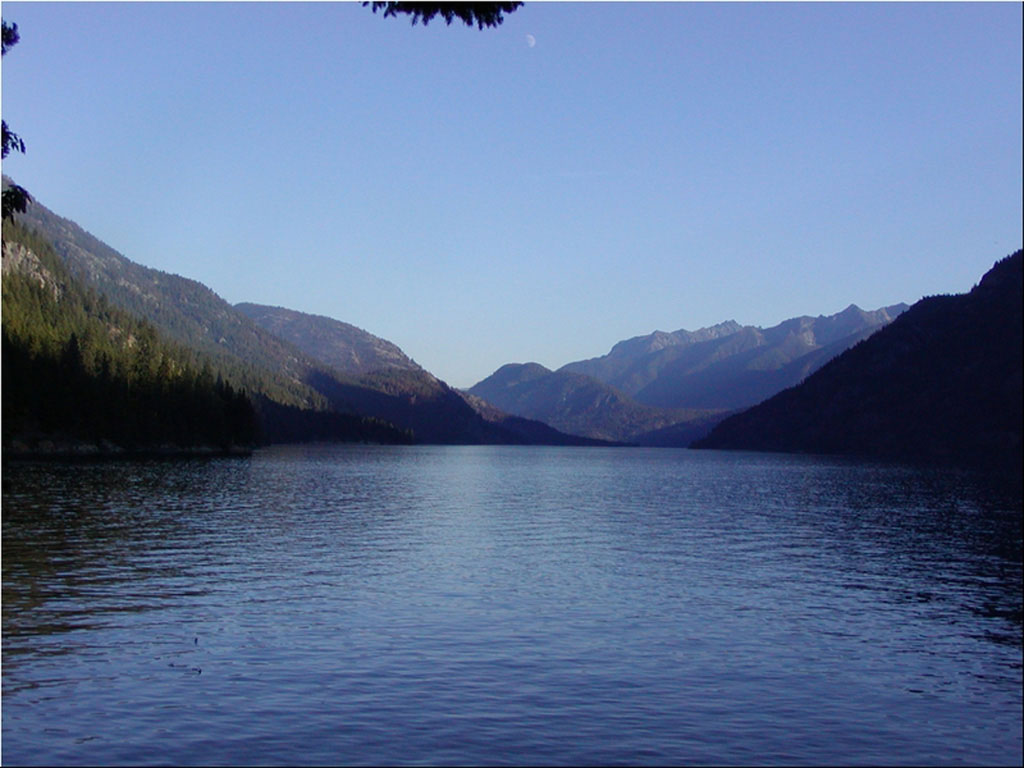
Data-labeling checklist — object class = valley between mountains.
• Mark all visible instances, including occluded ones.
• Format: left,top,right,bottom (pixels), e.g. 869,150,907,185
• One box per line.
3,176,1019,468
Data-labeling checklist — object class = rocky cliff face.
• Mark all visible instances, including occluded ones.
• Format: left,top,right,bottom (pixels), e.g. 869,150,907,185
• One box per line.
2,240,62,301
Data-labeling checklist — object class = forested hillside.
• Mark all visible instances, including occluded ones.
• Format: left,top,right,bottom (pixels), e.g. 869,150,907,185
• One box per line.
6,180,336,410
2,218,417,452
694,250,1023,469
2,220,260,455
3,181,590,446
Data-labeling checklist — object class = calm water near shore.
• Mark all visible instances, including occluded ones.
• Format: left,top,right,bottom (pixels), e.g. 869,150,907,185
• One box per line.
2,445,1021,766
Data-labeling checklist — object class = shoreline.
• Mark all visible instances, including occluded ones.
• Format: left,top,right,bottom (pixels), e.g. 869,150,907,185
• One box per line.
2,437,255,461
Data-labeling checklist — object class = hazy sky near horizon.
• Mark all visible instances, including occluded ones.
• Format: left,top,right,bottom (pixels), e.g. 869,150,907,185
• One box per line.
2,1,1021,388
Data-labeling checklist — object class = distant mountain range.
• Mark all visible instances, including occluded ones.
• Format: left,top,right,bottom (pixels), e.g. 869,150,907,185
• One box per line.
468,303,907,444
563,304,908,409
4,178,602,447
694,250,1023,469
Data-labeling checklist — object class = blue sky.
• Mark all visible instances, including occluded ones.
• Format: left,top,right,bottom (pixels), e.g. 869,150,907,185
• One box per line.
3,1,1021,388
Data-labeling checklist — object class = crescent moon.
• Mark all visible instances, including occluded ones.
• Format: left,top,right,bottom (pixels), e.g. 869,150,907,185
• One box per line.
526,34,536,48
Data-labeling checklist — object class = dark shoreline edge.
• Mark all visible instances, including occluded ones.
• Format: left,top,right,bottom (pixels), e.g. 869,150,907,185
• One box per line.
2,439,255,462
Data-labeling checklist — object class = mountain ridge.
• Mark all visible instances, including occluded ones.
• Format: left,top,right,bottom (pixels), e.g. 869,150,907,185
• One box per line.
693,250,1023,469
560,303,908,406
235,302,422,377
4,180,597,445
468,302,907,444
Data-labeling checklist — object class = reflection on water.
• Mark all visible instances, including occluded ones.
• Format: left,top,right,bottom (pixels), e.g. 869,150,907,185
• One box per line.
2,446,1021,766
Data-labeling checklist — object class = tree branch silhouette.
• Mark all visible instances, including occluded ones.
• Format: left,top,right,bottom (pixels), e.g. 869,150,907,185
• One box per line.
2,19,31,221
2,6,523,220
364,2,523,30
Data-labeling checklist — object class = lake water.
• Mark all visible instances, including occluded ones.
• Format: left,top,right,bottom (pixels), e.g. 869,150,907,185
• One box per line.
2,445,1021,766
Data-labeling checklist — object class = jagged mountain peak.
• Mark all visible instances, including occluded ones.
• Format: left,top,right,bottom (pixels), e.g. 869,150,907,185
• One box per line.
605,320,745,360
673,319,745,342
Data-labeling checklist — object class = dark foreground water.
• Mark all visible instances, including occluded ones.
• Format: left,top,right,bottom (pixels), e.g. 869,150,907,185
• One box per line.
2,445,1021,766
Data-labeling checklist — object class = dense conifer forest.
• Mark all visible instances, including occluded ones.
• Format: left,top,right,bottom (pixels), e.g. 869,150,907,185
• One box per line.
2,219,261,454
2,217,420,453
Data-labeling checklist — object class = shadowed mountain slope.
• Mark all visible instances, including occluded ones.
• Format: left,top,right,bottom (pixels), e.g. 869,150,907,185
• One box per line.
237,304,608,446
694,250,1023,469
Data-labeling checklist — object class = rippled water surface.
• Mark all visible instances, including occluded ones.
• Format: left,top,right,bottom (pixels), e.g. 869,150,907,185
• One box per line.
3,445,1021,765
